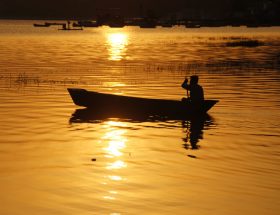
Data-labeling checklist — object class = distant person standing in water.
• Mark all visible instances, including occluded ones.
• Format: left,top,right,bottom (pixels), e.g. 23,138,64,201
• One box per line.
181,75,204,104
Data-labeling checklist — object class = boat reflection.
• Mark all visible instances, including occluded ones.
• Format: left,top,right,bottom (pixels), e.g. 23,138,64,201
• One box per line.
70,108,215,149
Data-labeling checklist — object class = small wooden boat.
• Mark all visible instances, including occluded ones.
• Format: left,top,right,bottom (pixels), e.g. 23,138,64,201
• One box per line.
68,88,218,118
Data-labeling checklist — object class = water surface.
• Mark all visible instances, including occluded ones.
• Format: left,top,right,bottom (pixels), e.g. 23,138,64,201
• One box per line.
0,20,279,215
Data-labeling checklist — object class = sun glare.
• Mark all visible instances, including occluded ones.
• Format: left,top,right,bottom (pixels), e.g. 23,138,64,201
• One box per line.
107,33,128,61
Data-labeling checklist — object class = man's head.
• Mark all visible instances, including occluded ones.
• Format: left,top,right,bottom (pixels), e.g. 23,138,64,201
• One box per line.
190,75,199,85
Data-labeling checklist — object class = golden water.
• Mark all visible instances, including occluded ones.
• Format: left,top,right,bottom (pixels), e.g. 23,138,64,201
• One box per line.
0,20,279,215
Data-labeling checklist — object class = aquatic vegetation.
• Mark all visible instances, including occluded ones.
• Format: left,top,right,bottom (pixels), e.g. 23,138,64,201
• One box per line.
15,72,40,85
1,72,84,87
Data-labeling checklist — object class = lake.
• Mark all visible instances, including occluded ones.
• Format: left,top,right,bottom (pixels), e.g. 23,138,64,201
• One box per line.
0,20,279,215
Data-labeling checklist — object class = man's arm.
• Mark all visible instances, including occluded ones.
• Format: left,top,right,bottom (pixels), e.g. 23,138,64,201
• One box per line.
181,78,189,90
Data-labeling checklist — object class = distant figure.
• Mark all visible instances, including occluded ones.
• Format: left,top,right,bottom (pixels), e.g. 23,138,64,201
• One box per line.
181,75,204,103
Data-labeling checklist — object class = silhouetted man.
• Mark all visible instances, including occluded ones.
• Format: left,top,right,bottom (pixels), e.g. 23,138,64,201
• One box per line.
181,75,204,104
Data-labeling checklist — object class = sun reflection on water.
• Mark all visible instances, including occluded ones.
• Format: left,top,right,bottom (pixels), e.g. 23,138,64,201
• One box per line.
108,175,123,181
103,129,126,157
106,160,127,170
107,33,128,61
101,120,128,201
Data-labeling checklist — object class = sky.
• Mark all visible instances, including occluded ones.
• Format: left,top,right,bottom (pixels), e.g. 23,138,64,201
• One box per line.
0,0,279,20
1,0,185,18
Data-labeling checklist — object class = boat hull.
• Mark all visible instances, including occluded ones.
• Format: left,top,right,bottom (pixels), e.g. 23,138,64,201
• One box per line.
67,88,218,118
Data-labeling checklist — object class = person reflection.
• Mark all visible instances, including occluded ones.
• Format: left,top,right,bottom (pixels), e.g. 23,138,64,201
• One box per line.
182,117,205,150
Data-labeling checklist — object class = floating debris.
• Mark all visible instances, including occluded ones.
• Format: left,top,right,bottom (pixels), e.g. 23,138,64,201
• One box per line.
187,155,197,159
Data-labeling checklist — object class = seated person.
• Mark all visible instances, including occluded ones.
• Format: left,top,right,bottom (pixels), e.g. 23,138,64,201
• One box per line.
181,75,204,103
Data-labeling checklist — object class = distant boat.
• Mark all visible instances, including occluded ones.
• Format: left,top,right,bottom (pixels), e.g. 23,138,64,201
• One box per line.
246,22,261,28
185,22,201,28
45,22,65,26
140,23,157,28
67,88,218,118
73,20,99,27
59,28,83,31
139,18,157,28
108,23,125,28
59,23,83,31
160,23,173,28
33,23,50,27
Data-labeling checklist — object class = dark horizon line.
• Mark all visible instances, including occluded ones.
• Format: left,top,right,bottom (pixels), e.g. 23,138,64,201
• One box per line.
1,18,279,30
0,17,279,25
